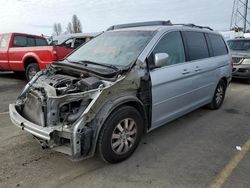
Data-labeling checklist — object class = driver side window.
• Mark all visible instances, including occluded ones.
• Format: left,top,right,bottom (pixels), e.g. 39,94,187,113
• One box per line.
149,31,186,68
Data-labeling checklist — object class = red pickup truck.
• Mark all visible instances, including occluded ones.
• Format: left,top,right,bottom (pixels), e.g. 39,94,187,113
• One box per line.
0,33,74,80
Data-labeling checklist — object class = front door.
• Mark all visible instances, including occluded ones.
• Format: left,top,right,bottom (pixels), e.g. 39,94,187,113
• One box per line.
149,31,196,129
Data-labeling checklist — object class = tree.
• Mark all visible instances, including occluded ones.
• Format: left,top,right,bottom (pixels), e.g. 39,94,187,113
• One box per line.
66,14,82,34
66,22,73,34
53,23,62,36
53,15,82,35
72,14,82,33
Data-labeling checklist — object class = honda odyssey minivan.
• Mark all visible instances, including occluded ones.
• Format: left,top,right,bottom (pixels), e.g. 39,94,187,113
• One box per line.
9,21,232,163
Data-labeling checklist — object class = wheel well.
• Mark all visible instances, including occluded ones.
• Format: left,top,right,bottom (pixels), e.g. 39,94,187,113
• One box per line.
221,77,228,86
93,100,148,155
24,57,38,69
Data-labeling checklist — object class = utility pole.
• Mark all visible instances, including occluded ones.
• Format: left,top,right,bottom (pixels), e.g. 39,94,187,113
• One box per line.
244,0,249,32
231,0,250,32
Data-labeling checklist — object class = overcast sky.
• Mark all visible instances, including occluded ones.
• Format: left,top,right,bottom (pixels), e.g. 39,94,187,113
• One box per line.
0,0,233,36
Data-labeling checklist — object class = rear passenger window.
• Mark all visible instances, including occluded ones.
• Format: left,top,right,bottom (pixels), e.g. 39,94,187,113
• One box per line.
36,38,47,46
208,34,228,56
27,37,36,46
183,31,209,61
149,31,185,67
13,36,27,47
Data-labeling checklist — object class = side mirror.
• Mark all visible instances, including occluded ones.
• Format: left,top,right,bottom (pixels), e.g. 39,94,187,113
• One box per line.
154,53,169,68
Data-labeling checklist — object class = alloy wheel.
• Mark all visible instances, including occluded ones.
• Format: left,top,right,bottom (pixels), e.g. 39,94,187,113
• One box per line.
215,85,224,105
28,67,37,80
111,118,137,155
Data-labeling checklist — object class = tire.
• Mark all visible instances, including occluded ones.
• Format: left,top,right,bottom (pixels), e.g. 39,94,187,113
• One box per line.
25,63,39,81
98,106,143,163
207,80,226,110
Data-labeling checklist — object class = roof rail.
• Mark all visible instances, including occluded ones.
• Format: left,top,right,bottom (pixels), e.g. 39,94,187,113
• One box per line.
106,21,213,31
173,23,213,31
107,20,172,31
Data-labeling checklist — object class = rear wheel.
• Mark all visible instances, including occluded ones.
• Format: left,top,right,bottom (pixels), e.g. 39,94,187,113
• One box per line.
98,106,143,163
25,63,39,81
207,80,226,110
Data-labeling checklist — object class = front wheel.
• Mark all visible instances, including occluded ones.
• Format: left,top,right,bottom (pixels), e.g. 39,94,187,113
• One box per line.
98,106,143,163
25,63,39,81
207,80,226,110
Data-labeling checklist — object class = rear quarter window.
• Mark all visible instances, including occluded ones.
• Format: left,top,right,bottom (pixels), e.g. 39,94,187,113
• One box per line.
27,37,36,46
36,38,47,46
208,34,228,56
183,31,209,61
0,34,10,48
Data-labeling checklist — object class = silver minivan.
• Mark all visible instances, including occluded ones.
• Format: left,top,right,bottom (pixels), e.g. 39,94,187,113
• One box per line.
9,21,232,163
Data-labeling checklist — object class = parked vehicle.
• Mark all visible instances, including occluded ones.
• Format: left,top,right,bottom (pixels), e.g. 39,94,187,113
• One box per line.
227,38,250,83
51,32,101,46
0,33,78,80
52,33,101,59
9,21,232,163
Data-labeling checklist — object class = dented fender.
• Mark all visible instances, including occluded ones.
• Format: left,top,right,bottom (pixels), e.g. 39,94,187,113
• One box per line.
71,94,147,160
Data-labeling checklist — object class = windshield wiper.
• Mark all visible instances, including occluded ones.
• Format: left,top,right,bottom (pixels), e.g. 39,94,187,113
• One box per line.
67,59,119,71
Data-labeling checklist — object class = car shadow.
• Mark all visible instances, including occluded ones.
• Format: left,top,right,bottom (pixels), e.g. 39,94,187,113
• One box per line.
232,78,250,85
0,71,26,81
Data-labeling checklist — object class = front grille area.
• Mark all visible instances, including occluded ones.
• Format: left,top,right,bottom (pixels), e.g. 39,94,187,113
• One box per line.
232,57,243,64
238,68,247,72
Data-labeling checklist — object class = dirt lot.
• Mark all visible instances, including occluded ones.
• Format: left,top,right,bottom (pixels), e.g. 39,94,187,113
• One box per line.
0,72,249,188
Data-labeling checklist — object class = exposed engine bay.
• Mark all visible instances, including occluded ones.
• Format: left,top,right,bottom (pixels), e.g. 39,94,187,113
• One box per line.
9,61,129,159
16,69,110,128
40,74,103,96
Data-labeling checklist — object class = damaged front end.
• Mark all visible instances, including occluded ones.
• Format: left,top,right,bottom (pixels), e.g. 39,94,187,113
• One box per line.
9,65,119,159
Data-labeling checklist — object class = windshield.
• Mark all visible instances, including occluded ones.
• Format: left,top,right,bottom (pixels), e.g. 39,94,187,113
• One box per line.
227,40,250,51
67,31,155,67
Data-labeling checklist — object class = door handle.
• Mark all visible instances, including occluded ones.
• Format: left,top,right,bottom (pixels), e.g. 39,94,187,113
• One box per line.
195,66,202,72
182,69,190,75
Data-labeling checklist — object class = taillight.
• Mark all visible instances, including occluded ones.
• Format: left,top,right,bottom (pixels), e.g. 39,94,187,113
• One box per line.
52,50,58,61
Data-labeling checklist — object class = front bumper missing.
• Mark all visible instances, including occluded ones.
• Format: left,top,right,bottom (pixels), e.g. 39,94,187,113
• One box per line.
9,104,93,159
9,104,54,140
